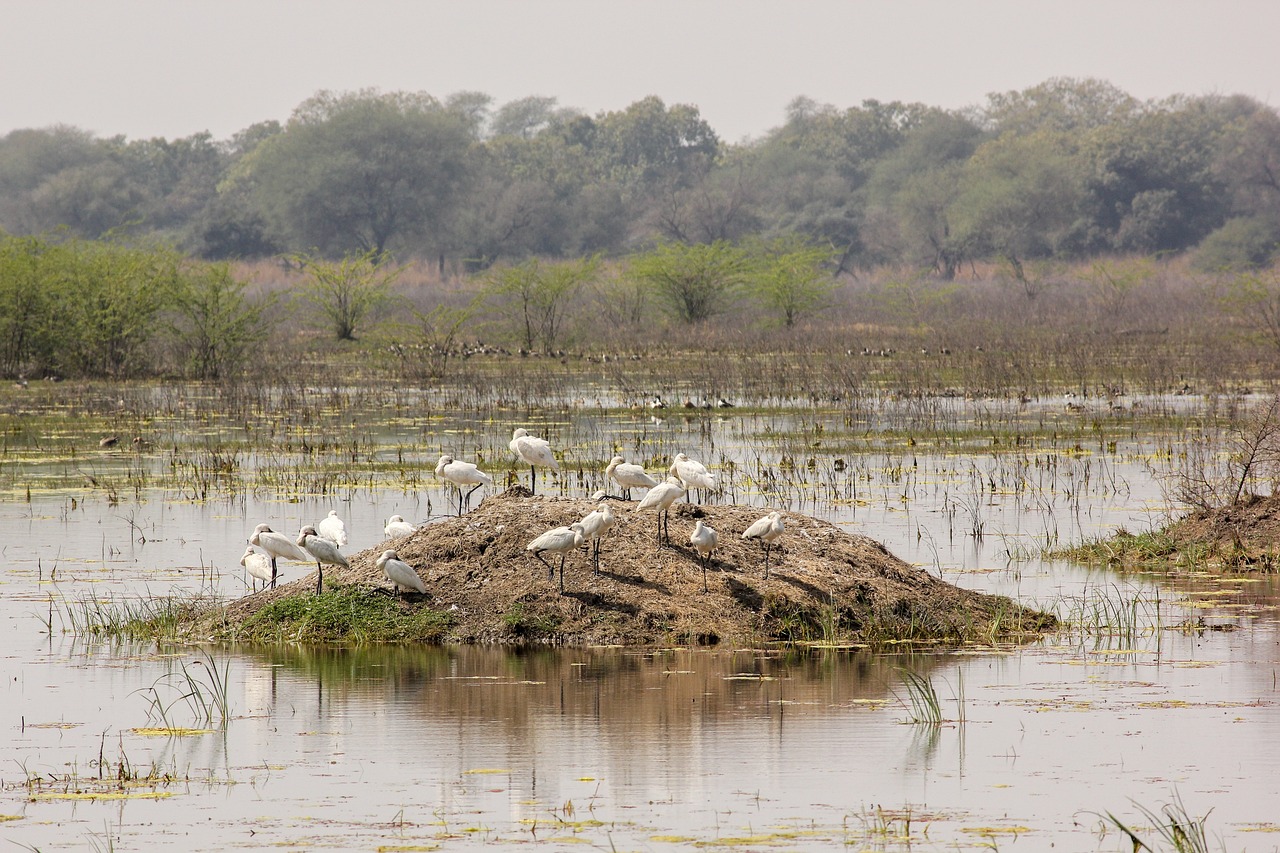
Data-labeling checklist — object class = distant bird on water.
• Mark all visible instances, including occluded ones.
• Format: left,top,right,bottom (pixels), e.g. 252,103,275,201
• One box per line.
435,454,493,515
240,546,273,592
297,524,349,595
376,549,427,596
509,428,559,495
742,511,785,578
605,455,658,500
635,476,686,545
689,519,719,592
384,515,417,539
317,510,348,548
526,522,585,593
249,523,310,588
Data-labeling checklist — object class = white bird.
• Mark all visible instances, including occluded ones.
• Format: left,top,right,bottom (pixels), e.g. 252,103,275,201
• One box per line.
670,452,716,504
635,476,686,545
577,502,616,574
376,549,427,596
317,510,349,547
689,520,719,592
605,455,659,500
249,523,310,587
297,524,350,595
384,515,417,539
526,522,585,593
435,454,493,515
240,546,273,592
742,511,785,578
509,428,559,495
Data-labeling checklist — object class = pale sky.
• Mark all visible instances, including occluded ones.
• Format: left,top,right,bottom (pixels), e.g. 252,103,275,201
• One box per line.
4,0,1278,144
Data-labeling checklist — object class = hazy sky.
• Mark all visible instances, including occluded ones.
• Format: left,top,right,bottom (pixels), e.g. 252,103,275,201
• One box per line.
5,1,1278,144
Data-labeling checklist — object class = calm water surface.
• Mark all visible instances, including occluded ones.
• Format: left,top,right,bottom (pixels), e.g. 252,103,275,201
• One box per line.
2,402,1278,850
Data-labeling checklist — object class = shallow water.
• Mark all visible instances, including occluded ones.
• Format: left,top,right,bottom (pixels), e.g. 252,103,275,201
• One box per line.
2,401,1279,850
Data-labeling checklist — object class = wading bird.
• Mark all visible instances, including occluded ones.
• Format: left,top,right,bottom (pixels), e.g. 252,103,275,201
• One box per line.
317,510,349,548
526,522,585,593
297,524,350,595
636,477,686,545
240,546,273,592
384,515,417,539
376,549,427,596
577,502,616,574
689,520,719,592
435,454,493,515
670,452,715,503
605,456,658,500
742,511,785,578
509,428,559,495
249,523,310,588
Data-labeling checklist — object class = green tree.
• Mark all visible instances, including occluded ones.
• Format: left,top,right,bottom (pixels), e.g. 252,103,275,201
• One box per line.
297,249,400,341
169,263,273,379
628,241,751,324
746,236,838,326
1221,270,1280,352
249,89,476,257
0,235,56,376
484,255,600,350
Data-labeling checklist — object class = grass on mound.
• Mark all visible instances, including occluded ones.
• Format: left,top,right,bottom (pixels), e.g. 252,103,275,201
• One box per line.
232,585,455,644
66,586,455,645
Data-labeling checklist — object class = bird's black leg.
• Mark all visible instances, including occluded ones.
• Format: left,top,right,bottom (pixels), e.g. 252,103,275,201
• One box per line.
456,487,464,517
465,484,481,510
558,554,566,594
763,544,771,579
270,557,278,590
702,555,708,593
530,465,537,495
315,561,324,595
533,551,554,581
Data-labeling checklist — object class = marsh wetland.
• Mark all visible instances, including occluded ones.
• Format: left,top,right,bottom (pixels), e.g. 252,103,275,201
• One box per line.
2,369,1279,851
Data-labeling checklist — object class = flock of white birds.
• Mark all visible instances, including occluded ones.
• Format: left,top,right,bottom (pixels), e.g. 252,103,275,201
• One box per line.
240,428,785,598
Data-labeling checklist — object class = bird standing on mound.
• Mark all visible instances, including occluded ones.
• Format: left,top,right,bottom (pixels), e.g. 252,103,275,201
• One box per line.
742,511,785,578
384,515,417,538
605,455,658,500
526,522,585,593
435,454,493,515
317,510,349,548
376,549,427,596
240,546,273,592
249,523,310,588
636,476,686,545
689,519,719,592
297,524,350,595
509,428,559,495
577,502,616,574
670,452,715,504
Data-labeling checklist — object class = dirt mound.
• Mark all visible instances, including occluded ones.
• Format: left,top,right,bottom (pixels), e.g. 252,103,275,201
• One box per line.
1161,493,1280,569
217,490,1054,645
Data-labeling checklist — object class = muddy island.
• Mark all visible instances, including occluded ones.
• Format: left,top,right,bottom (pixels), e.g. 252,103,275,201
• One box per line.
183,490,1055,646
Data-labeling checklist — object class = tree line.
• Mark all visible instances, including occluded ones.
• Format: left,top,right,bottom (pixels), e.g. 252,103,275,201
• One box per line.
2,78,1278,274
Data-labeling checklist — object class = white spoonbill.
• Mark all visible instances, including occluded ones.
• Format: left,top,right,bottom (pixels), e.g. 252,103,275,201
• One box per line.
384,515,417,539
240,546,274,592
635,476,686,545
689,520,719,592
577,502,616,574
297,524,350,595
742,511,785,578
376,549,427,596
526,522,585,593
509,428,559,495
249,523,310,588
435,454,493,515
605,456,658,500
317,510,349,548
670,452,715,503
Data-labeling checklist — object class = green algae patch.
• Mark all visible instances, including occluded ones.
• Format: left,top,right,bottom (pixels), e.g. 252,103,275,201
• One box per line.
32,791,175,801
131,726,217,737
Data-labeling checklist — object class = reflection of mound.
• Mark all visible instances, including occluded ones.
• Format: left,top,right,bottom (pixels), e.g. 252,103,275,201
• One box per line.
224,490,1054,645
